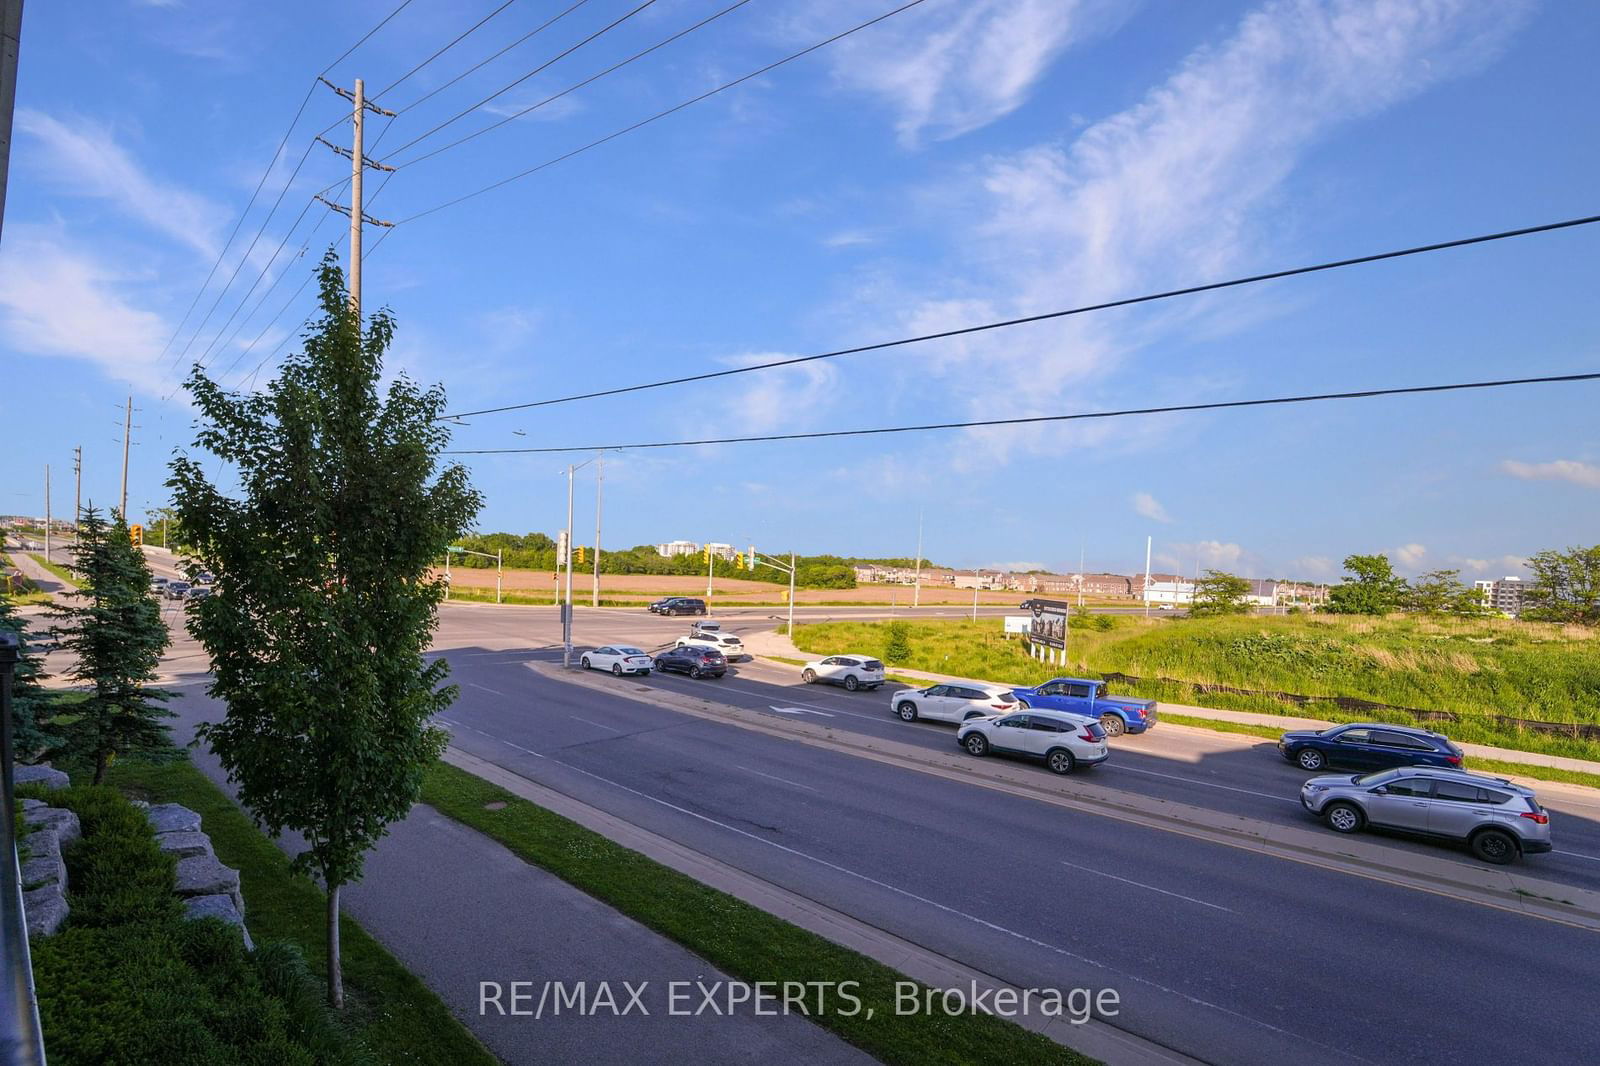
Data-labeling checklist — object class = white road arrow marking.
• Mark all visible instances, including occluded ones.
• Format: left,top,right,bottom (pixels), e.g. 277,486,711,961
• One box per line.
770,705,834,718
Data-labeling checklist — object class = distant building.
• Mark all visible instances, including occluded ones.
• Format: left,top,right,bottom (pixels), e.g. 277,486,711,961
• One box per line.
1475,577,1526,616
703,542,736,562
655,540,699,558
1143,577,1196,605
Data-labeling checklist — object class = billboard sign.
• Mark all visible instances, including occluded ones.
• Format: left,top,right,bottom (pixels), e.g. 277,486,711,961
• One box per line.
1003,615,1030,635
1020,598,1069,650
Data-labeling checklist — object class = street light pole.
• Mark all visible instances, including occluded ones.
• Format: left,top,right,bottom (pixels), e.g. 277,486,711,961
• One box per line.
563,463,575,667
592,451,602,609
912,509,923,610
496,549,503,605
788,552,796,637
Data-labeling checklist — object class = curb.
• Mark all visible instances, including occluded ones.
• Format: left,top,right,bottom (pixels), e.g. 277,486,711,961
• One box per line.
529,662,1600,933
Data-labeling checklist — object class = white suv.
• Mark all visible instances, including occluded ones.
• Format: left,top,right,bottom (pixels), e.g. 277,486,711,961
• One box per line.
800,655,885,691
957,709,1109,775
677,629,746,661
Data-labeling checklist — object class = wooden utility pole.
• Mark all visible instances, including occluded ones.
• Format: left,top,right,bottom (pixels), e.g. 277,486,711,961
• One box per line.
592,452,603,608
119,395,131,519
316,77,394,321
42,464,49,563
72,445,81,533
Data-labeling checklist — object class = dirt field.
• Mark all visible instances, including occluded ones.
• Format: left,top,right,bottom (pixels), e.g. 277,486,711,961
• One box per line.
432,568,1066,606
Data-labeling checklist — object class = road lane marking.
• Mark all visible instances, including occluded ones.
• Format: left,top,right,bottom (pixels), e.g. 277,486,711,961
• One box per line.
736,766,819,792
1556,850,1600,864
1060,860,1233,912
570,715,620,732
770,705,835,718
466,681,506,697
438,717,544,758
1113,764,1297,803
541,756,1368,1062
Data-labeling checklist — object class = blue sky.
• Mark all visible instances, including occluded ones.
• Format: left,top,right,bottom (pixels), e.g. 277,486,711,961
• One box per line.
2,0,1597,581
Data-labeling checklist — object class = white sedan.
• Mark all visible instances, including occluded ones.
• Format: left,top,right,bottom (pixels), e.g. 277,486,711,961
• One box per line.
800,655,884,691
581,646,654,676
956,709,1108,775
677,632,746,661
891,683,1019,724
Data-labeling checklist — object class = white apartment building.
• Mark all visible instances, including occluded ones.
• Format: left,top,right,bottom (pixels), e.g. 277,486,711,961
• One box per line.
1144,578,1196,605
655,540,699,558
1475,576,1526,616
703,542,737,562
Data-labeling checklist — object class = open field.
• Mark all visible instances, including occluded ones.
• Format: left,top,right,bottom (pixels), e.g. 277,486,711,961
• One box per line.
437,568,1050,606
791,613,1600,761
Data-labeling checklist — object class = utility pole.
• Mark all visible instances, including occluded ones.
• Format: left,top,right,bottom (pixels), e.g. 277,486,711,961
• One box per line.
912,509,923,609
0,0,23,251
592,451,602,608
1078,543,1085,609
119,394,131,520
316,77,394,320
563,463,575,667
72,445,81,535
705,546,715,599
42,464,49,564
1143,535,1152,619
788,553,796,637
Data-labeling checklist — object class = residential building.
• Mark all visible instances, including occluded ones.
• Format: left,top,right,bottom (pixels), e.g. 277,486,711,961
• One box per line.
703,542,737,562
1475,577,1526,616
1142,577,1196,605
655,540,699,558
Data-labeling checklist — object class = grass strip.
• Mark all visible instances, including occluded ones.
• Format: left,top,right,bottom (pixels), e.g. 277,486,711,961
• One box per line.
26,554,82,588
422,761,1097,1066
1158,713,1600,791
104,758,499,1066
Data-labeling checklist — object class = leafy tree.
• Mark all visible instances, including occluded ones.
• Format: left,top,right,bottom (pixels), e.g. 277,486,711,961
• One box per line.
1405,568,1470,616
168,253,481,1008
43,508,176,783
1325,554,1409,615
1522,545,1600,625
1190,570,1251,615
0,591,52,759
882,621,912,664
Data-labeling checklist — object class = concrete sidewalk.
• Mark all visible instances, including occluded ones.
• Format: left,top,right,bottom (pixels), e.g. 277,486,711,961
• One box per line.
164,684,872,1066
740,629,1600,778
6,545,71,598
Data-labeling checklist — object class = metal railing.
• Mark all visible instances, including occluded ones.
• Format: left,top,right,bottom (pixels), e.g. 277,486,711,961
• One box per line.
1,630,47,1065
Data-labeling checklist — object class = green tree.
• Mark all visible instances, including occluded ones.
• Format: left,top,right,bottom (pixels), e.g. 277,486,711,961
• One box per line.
1190,570,1251,615
168,253,480,1009
882,621,912,664
43,508,176,783
1522,545,1600,624
0,591,52,759
1325,554,1409,615
1405,568,1468,615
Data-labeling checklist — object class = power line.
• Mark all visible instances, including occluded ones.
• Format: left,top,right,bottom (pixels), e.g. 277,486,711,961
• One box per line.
389,0,756,171
442,372,1600,454
441,212,1600,420
381,0,662,162
394,0,932,226
320,0,418,76
373,0,525,100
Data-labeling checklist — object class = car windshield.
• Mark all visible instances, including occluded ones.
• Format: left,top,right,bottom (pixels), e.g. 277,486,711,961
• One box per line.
1353,769,1403,787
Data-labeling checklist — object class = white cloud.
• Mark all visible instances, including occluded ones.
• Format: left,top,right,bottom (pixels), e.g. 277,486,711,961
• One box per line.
479,93,584,123
987,560,1048,572
822,231,877,249
16,110,225,259
724,354,839,433
1159,540,1250,574
0,233,178,395
818,0,1131,144
1450,554,1528,577
1288,555,1337,580
1499,458,1600,490
1131,491,1172,523
893,0,1530,462
1392,543,1427,570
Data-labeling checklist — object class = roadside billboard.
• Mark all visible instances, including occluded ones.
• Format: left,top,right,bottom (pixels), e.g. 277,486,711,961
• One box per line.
1003,615,1030,635
1020,598,1069,650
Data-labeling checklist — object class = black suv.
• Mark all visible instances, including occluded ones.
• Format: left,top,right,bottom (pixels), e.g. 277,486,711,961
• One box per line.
654,597,707,617
653,645,725,679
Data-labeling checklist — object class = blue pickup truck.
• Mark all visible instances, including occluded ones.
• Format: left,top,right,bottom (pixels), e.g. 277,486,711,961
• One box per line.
1010,678,1158,737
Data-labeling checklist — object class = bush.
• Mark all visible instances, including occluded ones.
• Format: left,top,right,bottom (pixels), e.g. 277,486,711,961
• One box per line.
883,621,912,664
43,785,183,928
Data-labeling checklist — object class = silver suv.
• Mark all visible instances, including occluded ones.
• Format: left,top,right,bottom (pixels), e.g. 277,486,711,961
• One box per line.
1300,766,1552,865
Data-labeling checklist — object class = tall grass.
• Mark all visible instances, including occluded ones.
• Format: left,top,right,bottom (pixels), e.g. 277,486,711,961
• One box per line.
791,614,1600,760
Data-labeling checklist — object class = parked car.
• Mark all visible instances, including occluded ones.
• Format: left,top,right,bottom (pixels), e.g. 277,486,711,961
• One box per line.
653,645,726,679
677,629,746,661
1010,677,1157,737
1278,722,1464,773
163,581,192,601
150,576,169,590
1300,766,1550,864
185,586,212,601
800,655,885,692
193,571,215,585
652,597,707,616
892,683,1019,724
956,709,1109,775
581,645,654,676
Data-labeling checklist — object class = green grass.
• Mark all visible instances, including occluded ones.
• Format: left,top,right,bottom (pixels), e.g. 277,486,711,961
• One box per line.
27,553,82,589
791,614,1600,763
422,762,1096,1066
100,758,498,1066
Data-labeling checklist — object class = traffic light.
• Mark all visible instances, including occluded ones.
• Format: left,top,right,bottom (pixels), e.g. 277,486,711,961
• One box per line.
702,546,711,563
129,524,143,547
575,546,586,565
734,552,744,570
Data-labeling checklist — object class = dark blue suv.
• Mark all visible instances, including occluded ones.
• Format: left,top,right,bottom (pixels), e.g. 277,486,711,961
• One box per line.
1278,723,1464,773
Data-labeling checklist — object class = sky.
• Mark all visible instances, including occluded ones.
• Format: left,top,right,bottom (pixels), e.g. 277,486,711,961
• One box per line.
2,0,1597,582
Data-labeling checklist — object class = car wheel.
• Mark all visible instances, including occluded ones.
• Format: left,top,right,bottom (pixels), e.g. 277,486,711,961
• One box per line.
1046,749,1076,775
963,733,989,757
689,666,702,679
654,658,667,671
963,711,985,721
801,669,817,684
896,701,918,722
1323,802,1364,834
1297,748,1326,772
581,656,591,670
1471,829,1518,865
844,675,860,692
611,663,622,676
1099,714,1125,738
